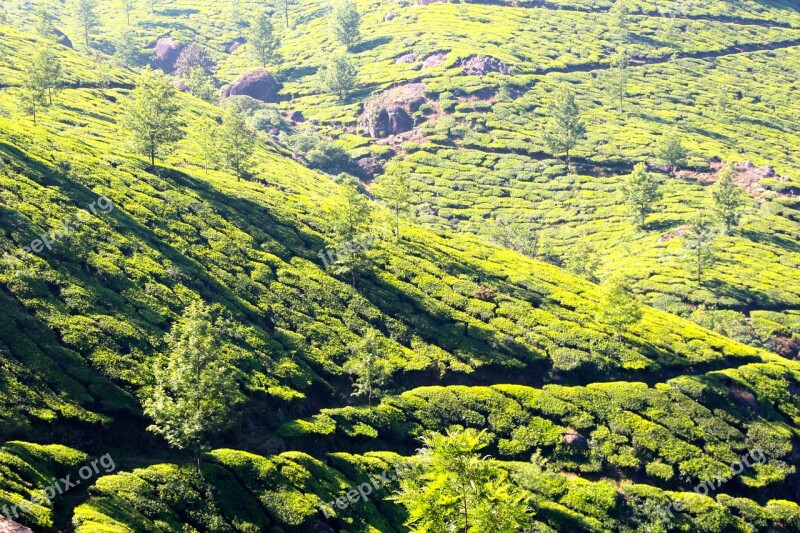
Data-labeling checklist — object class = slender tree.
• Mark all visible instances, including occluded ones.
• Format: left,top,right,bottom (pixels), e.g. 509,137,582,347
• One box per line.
218,103,256,181
122,67,186,168
319,52,357,101
279,0,293,28
683,212,717,285
332,0,361,50
143,301,243,470
597,279,642,340
114,28,139,66
193,119,219,174
490,216,541,258
186,67,218,104
715,85,732,123
326,180,373,286
373,171,411,240
622,162,661,227
248,12,280,67
543,87,586,173
562,238,600,281
609,0,630,43
174,44,215,78
44,50,63,104
18,55,48,125
654,131,688,175
343,329,391,408
34,6,57,39
120,0,136,25
712,163,746,233
609,48,630,114
73,0,98,48
392,428,532,532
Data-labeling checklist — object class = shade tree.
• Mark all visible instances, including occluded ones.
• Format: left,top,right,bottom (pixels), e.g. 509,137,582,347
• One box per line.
373,170,412,241
332,0,361,50
248,12,280,67
683,212,718,285
622,162,661,227
319,52,358,101
543,86,586,173
72,0,98,48
655,131,688,174
712,163,747,233
325,179,374,286
143,301,243,469
343,329,391,408
122,67,186,168
392,427,532,532
218,103,256,181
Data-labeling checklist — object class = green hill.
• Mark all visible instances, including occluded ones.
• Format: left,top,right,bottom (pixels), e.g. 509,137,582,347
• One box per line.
0,0,799,531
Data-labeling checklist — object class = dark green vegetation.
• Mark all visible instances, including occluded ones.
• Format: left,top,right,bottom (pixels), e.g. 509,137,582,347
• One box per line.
0,0,799,531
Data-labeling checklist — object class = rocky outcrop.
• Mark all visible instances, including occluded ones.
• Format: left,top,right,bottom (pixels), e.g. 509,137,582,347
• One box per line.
395,52,417,64
153,36,184,73
0,518,34,533
285,110,305,123
421,52,447,69
357,157,384,177
220,69,282,102
658,225,689,242
564,432,589,449
461,55,511,76
367,107,414,138
359,84,427,138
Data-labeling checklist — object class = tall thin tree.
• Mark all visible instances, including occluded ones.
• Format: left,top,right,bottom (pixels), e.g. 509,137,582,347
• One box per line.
73,0,98,48
543,86,586,173
122,67,186,168
712,163,746,233
218,103,256,181
144,301,243,470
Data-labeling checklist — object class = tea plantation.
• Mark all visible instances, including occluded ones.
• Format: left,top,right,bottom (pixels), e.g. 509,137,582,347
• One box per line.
0,0,799,531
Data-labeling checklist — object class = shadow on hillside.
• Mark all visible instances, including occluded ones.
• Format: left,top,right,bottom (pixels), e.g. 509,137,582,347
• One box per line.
280,65,319,82
351,37,392,54
159,8,200,17
740,228,800,253
138,21,196,34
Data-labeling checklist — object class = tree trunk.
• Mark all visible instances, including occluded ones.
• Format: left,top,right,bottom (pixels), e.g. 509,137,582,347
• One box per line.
696,255,702,285
463,497,468,533
395,207,400,241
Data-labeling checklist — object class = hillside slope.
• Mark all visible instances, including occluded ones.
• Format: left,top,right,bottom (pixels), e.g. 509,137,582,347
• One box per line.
0,0,799,532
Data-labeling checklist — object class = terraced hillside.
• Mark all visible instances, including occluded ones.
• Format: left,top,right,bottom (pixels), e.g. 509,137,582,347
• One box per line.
0,0,799,531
